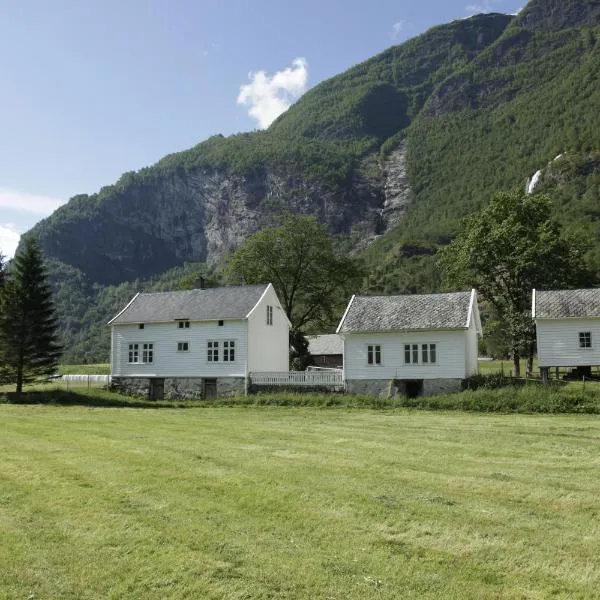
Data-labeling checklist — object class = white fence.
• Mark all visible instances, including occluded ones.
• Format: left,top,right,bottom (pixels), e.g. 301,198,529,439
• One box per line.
60,374,112,384
250,370,343,388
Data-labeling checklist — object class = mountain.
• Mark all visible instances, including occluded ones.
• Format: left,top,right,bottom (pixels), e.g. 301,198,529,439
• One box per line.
21,0,600,363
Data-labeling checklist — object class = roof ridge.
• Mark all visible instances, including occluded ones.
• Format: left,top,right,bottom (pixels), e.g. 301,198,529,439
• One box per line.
138,283,269,296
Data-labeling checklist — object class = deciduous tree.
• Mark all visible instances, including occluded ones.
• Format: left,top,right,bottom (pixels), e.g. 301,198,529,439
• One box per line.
438,189,591,376
227,215,363,358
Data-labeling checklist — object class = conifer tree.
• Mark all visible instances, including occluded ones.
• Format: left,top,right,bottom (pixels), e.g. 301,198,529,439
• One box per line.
0,237,61,394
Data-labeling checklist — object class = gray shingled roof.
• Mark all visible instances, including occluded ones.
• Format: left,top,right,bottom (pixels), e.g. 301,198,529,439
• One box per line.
338,291,473,333
534,289,600,319
307,334,343,356
109,284,269,324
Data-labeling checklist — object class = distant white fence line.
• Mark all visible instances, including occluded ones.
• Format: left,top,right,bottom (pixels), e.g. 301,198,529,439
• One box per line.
250,370,343,388
60,374,112,384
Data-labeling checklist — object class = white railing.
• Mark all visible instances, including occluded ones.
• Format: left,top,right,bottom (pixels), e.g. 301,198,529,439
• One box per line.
250,370,343,387
60,374,112,384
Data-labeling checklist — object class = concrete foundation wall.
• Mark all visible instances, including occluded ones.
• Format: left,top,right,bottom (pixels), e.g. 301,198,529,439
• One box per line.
345,379,395,398
422,378,463,396
111,376,246,399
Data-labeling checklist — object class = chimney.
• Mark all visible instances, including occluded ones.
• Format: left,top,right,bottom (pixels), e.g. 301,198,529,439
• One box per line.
195,277,205,290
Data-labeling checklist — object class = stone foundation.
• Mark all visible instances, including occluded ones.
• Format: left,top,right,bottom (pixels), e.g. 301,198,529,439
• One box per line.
110,377,151,397
345,378,463,398
164,378,205,400
111,376,247,400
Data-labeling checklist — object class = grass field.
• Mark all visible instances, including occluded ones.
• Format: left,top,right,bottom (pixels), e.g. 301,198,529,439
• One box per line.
1,404,599,599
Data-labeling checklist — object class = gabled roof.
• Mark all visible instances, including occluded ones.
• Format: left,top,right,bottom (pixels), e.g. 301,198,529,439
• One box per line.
307,334,343,356
336,290,476,333
109,284,270,325
533,288,600,319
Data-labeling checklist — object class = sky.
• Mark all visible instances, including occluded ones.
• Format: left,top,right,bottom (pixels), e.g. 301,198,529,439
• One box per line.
0,0,524,257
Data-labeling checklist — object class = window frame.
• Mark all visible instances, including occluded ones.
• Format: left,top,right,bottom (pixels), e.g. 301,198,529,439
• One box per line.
177,341,190,352
404,342,437,365
128,343,139,364
142,343,154,364
207,340,219,362
177,320,190,329
367,344,382,366
223,340,236,362
579,331,592,349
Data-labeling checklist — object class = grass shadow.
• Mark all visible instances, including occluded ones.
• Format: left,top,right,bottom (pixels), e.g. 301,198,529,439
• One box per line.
0,389,185,409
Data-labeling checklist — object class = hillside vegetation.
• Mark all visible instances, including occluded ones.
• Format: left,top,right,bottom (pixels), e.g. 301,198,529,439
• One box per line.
19,0,600,362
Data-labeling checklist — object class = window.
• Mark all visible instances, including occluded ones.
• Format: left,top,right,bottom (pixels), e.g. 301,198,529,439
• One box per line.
207,341,219,362
404,344,419,364
178,320,190,329
223,340,235,362
142,343,153,363
138,323,144,329
422,344,437,364
218,320,224,327
367,344,381,365
579,332,592,348
405,343,437,365
266,305,273,326
128,343,139,363
177,342,189,352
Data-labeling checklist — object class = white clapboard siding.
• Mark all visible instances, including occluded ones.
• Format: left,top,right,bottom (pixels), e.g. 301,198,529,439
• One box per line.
112,320,248,377
343,330,469,380
251,371,343,387
465,319,480,376
536,318,600,367
247,284,290,372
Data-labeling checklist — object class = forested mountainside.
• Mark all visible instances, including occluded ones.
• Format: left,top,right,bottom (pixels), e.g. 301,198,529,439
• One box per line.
21,0,600,363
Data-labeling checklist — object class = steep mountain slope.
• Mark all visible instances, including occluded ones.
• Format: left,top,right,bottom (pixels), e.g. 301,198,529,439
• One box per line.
21,0,600,362
30,12,511,286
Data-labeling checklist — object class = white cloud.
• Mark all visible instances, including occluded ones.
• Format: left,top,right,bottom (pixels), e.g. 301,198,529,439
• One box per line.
390,20,406,40
465,0,503,16
0,189,64,216
237,57,309,129
0,223,21,259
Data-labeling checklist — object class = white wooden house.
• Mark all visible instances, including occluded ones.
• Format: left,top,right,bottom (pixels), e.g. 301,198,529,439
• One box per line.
336,290,481,397
108,283,290,399
533,288,600,378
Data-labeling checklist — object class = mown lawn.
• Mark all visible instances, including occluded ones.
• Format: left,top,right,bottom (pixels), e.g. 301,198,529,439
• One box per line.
1,405,599,599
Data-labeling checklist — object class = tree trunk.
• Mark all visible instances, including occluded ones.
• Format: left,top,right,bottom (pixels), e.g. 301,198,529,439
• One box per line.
15,349,24,397
513,350,521,378
16,369,23,396
527,344,534,378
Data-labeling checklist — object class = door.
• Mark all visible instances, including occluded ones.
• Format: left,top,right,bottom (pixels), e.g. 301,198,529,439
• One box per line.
150,378,165,400
204,378,217,400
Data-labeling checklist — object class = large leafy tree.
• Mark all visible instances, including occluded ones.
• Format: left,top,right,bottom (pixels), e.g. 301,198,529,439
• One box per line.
0,237,61,393
438,189,591,376
227,215,364,350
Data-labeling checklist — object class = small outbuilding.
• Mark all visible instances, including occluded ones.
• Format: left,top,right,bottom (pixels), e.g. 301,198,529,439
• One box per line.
533,288,600,380
336,289,481,397
307,334,343,369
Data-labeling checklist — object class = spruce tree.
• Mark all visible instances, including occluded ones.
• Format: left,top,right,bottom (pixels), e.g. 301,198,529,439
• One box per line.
0,237,61,394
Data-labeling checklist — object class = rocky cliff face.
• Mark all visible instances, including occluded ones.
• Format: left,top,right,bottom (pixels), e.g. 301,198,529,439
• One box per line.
382,144,412,227
38,163,390,285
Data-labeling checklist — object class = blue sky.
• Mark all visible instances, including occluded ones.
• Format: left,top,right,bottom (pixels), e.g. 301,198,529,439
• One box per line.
0,0,524,256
